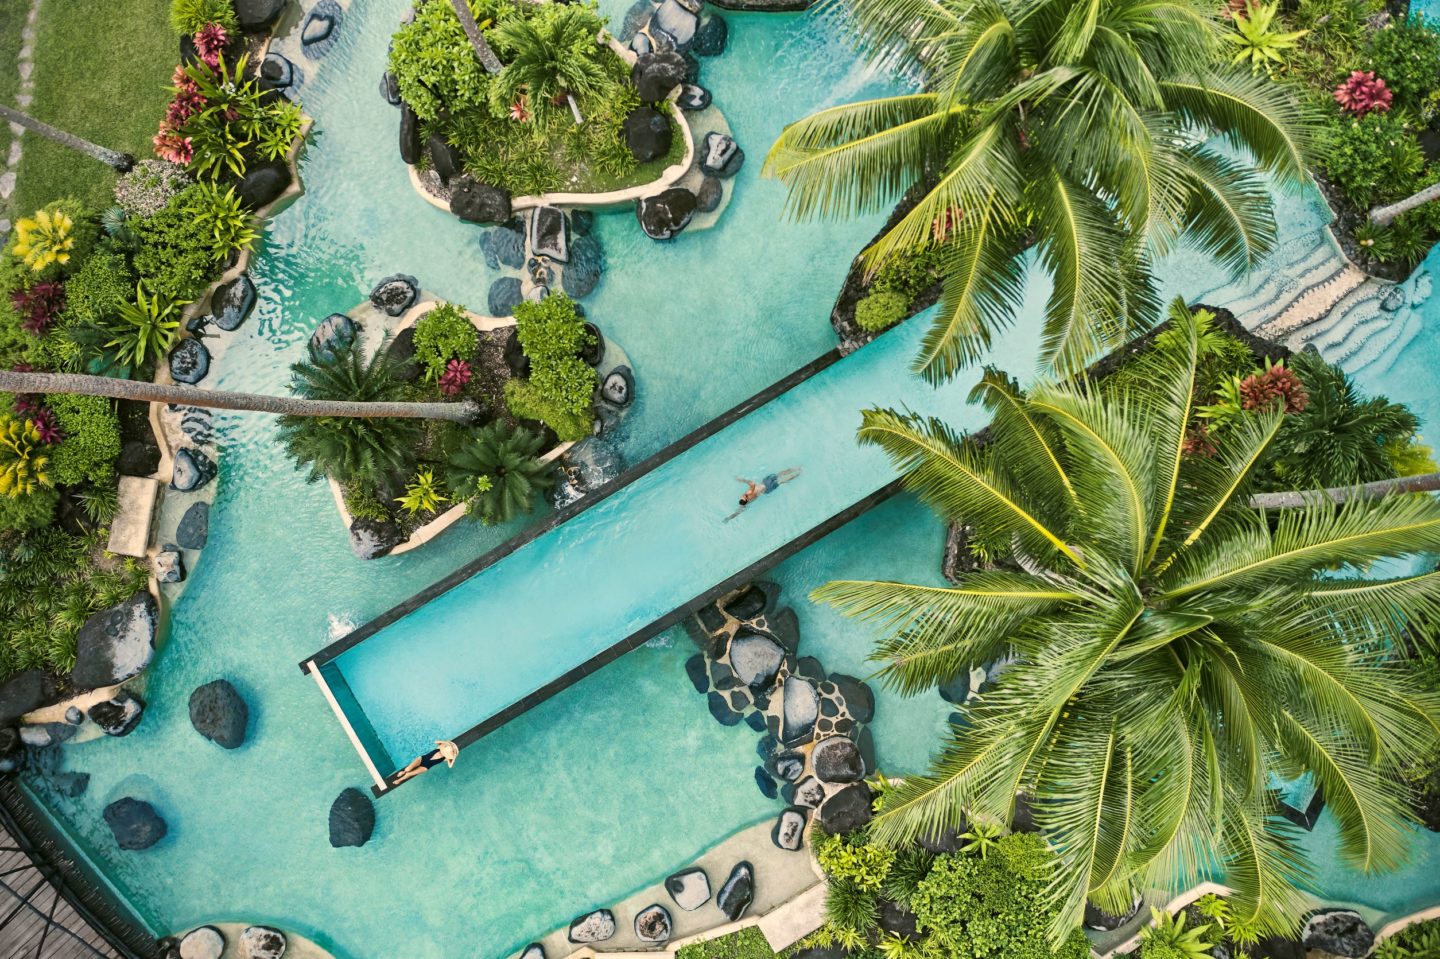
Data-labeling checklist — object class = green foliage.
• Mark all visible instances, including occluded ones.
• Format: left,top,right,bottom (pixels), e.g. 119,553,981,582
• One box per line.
396,467,448,515
675,927,776,959
0,415,50,498
823,880,879,934
65,250,134,324
0,528,149,679
176,55,303,179
342,481,392,522
490,4,612,109
169,0,237,34
815,831,897,890
1375,918,1440,959
1138,908,1218,959
1369,18,1440,108
872,249,945,299
389,0,502,122
855,291,909,333
278,339,424,490
75,482,120,524
132,184,221,302
1322,112,1425,208
503,378,593,442
46,394,121,487
1227,1,1309,75
0,486,58,532
104,283,182,369
509,294,597,437
883,846,936,905
1385,436,1438,476
185,182,259,258
444,421,553,525
413,303,480,381
908,836,1090,959
1286,0,1378,87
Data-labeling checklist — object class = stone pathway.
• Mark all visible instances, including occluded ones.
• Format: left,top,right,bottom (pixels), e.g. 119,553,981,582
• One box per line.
0,0,42,236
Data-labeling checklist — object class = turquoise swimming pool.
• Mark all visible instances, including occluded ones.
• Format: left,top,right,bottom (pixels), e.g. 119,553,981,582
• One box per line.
17,0,1440,952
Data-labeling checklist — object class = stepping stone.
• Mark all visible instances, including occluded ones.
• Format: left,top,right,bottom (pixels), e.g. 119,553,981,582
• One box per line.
665,867,710,911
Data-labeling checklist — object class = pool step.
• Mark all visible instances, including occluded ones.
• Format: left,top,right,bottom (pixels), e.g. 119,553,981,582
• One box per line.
1345,305,1420,377
1195,230,1347,330
1287,281,1387,354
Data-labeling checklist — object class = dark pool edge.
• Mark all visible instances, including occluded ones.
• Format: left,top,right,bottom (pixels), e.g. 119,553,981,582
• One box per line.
299,345,847,673
371,476,905,796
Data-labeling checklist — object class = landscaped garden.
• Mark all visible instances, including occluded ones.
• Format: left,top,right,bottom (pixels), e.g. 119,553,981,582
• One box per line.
0,0,1439,956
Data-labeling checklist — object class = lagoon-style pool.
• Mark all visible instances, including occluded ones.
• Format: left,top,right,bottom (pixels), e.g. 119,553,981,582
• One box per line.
18,0,1440,954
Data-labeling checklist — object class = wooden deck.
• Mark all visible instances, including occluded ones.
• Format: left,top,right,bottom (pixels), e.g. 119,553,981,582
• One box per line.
0,821,127,959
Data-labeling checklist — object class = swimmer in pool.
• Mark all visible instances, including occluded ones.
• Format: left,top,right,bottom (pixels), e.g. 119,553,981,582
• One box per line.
725,468,801,521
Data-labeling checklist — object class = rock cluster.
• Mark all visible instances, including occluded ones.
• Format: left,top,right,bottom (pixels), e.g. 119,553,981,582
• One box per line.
687,581,879,841
72,593,158,690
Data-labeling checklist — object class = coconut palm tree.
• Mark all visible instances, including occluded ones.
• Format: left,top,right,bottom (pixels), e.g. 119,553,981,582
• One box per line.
490,4,609,118
1370,182,1440,226
446,421,554,525
449,0,505,75
278,341,431,489
0,105,134,172
815,301,1440,941
763,0,1316,383
0,369,480,423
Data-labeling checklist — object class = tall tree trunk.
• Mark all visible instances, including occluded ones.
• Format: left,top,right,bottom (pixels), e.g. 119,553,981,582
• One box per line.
1248,471,1440,508
0,370,481,423
0,105,133,173
1369,182,1440,227
449,0,504,75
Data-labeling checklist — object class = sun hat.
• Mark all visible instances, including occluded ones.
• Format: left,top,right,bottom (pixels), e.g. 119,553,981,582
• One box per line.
435,740,459,768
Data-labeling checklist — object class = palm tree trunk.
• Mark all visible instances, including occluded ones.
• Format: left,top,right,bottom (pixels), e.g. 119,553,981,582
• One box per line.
0,105,133,172
1369,182,1440,227
0,370,481,423
449,0,504,75
1248,471,1440,508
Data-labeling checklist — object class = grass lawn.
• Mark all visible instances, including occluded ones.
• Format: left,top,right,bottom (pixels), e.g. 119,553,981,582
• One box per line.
10,0,174,218
0,0,28,212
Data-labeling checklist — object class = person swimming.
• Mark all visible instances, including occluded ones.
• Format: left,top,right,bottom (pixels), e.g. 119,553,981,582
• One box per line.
725,468,801,521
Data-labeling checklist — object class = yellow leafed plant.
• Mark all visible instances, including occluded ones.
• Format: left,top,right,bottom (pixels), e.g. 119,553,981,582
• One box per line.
11,208,75,272
0,416,50,498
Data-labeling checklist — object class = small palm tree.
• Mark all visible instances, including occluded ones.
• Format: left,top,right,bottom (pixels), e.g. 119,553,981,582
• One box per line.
491,5,609,112
445,421,553,525
815,301,1440,940
278,341,425,490
764,0,1317,382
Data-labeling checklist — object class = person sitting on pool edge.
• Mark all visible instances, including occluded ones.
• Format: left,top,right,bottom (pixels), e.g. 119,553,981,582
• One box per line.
391,740,459,785
726,468,801,521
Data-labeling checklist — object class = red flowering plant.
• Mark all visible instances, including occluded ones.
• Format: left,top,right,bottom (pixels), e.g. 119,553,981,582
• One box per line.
1239,360,1308,413
8,281,66,335
193,24,230,69
439,358,473,396
30,408,62,445
1334,70,1392,116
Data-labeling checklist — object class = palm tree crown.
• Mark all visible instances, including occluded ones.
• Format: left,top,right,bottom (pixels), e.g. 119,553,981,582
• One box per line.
278,340,424,489
816,303,1440,940
765,0,1316,382
445,421,554,525
491,5,610,110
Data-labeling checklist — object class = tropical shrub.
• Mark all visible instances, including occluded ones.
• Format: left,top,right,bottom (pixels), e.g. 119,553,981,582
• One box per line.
389,0,503,122
855,291,908,333
439,358,473,395
908,834,1090,959
0,415,50,497
277,340,424,490
818,301,1440,938
342,482,392,522
9,204,79,274
132,185,221,302
530,354,597,420
114,159,192,218
65,251,134,324
161,56,303,179
1287,0,1376,87
413,303,479,381
815,832,896,890
674,927,776,959
1334,70,1393,115
185,182,259,258
75,482,120,524
0,486,58,532
1369,18,1440,108
445,421,553,524
9,281,66,335
1227,1,1309,75
104,284,182,369
1376,917,1440,958
489,4,612,109
1322,112,1425,207
503,378,592,442
396,468,447,515
46,394,121,487
513,293,592,364
170,0,237,34
1138,908,1220,959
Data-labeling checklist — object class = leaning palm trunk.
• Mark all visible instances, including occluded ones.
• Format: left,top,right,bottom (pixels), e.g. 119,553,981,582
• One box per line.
1249,470,1440,507
449,0,504,74
0,105,133,172
1369,182,1440,227
0,370,480,423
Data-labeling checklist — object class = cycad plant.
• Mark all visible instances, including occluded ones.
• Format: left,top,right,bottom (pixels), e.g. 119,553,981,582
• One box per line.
490,5,610,112
277,340,424,491
815,302,1440,940
445,421,553,525
764,0,1316,382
